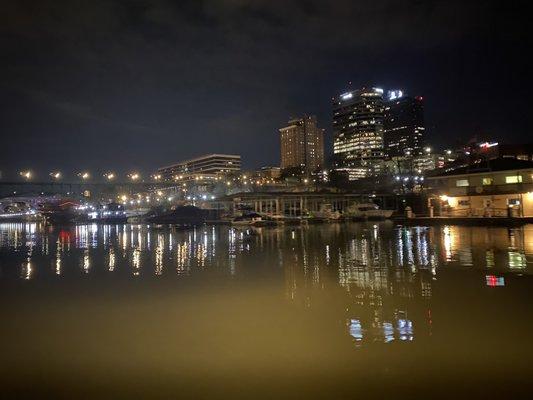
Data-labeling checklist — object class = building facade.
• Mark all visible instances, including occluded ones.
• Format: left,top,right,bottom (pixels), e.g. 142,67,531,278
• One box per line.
333,87,385,180
280,115,324,175
384,92,425,158
157,154,241,181
425,158,533,217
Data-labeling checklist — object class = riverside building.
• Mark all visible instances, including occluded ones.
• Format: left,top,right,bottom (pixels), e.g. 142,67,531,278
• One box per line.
425,158,533,217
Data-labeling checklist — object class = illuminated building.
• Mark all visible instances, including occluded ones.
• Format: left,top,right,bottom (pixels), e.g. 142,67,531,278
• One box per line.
279,115,324,175
384,91,425,158
157,154,241,181
425,158,533,217
333,87,385,180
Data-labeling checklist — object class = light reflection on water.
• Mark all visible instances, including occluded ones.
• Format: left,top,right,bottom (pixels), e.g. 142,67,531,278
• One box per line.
1,223,532,333
1,222,533,396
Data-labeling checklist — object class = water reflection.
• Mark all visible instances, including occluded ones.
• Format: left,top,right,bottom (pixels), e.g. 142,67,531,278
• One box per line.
0,222,532,345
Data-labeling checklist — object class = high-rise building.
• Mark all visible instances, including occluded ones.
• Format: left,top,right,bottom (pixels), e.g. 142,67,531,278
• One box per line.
383,91,425,158
333,87,386,180
280,115,324,174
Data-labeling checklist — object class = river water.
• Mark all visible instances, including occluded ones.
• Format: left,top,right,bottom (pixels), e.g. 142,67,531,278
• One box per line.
1,222,532,398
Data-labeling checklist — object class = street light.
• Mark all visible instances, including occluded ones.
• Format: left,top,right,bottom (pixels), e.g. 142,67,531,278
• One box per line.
20,170,32,180
50,171,62,180
104,172,115,181
78,172,90,180
128,172,140,181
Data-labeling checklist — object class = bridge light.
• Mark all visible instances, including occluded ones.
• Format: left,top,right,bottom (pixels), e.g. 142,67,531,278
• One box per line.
20,170,32,180
50,171,61,180
78,172,90,180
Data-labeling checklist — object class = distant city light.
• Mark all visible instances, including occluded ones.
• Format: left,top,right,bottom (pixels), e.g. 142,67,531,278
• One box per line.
104,172,115,180
20,170,32,180
50,171,61,179
128,172,140,181
479,142,498,149
388,90,403,100
78,172,90,180
341,92,353,100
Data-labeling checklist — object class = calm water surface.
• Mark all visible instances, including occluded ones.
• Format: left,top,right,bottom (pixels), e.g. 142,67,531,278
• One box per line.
1,222,532,398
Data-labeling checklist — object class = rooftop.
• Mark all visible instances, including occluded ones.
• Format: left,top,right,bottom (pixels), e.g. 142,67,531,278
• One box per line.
427,158,533,178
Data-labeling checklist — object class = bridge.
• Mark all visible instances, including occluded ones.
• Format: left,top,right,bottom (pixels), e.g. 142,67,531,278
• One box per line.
0,181,175,200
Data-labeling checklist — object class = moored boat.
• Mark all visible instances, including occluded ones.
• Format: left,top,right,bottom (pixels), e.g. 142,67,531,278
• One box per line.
145,205,207,225
87,202,128,223
344,203,394,220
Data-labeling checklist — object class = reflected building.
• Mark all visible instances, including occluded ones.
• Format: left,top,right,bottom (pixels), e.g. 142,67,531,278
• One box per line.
0,222,531,348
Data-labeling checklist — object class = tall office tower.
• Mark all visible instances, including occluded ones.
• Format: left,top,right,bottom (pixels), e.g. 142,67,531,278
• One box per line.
333,87,385,180
279,115,325,174
383,90,425,158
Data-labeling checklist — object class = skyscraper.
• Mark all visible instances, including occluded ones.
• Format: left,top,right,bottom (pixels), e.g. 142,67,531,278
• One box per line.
383,91,425,158
280,115,324,175
332,87,385,180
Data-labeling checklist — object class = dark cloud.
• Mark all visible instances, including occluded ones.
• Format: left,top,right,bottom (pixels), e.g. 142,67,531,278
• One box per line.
0,0,530,177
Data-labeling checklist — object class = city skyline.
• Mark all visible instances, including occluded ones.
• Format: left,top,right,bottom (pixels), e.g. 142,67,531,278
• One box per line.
1,0,529,173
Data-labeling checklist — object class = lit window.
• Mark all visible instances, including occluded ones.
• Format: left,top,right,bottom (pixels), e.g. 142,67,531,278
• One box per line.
505,175,523,184
456,179,469,187
482,177,493,185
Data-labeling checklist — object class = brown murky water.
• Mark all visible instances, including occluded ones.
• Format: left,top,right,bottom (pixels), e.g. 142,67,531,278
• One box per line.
1,222,532,398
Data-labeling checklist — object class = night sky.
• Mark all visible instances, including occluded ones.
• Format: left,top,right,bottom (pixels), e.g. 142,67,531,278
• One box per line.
1,0,529,177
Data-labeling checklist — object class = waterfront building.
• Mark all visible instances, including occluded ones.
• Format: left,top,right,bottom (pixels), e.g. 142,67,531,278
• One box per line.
425,158,533,217
383,92,425,158
213,191,398,217
157,154,241,182
280,115,324,175
333,87,386,180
